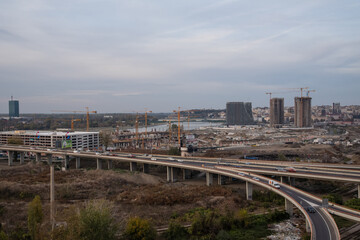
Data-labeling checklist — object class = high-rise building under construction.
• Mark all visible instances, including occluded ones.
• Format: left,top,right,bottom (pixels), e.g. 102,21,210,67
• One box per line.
226,102,254,125
294,97,312,127
270,98,284,127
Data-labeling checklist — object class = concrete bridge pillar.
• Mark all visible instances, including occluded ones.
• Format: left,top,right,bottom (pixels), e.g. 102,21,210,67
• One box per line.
246,181,253,200
182,169,191,180
358,184,360,199
47,154,52,165
20,152,25,164
36,153,41,162
305,219,311,233
130,162,137,172
217,174,224,185
7,151,13,166
64,155,70,170
97,158,102,170
75,157,80,169
167,166,174,182
280,176,284,183
143,163,149,173
107,160,113,170
181,147,188,157
288,177,295,186
285,199,293,216
206,172,213,186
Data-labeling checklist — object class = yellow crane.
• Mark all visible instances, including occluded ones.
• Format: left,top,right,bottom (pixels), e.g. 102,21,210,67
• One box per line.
71,119,81,131
144,109,152,137
173,107,181,147
52,107,97,131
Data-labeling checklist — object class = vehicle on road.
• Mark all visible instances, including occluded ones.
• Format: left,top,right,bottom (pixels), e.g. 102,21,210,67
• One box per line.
252,177,260,181
245,162,251,165
128,154,135,158
168,157,175,160
95,152,101,155
73,150,79,153
177,159,183,162
286,167,296,172
268,180,280,189
151,157,157,161
276,167,286,172
306,206,316,213
238,172,245,176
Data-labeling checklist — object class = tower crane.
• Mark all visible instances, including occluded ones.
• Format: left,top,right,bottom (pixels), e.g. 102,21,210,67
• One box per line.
173,107,181,147
71,119,81,131
306,89,316,97
51,107,97,131
144,109,152,137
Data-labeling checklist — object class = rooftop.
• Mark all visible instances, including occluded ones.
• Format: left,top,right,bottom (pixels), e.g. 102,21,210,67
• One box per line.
0,130,99,136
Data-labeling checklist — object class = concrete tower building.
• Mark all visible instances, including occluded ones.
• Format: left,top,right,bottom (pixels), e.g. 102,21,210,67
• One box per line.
333,102,341,115
294,97,312,127
270,98,284,127
9,96,19,118
226,102,254,125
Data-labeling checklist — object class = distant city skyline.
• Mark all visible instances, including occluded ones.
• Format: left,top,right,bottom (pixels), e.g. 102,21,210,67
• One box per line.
1,1,359,113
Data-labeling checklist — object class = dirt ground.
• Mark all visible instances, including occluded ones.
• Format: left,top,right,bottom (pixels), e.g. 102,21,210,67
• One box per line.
0,161,265,233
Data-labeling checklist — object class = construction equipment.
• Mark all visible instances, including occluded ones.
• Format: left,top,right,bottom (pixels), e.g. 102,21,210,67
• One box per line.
144,109,152,137
135,113,139,147
306,89,316,97
173,107,181,147
51,107,97,131
71,119,81,131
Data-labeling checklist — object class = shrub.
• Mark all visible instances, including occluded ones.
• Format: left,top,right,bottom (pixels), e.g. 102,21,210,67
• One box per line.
123,217,156,240
27,195,43,240
345,198,360,210
162,221,189,240
323,194,343,205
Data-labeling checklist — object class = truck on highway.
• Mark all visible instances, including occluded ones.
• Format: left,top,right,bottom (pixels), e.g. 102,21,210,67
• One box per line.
268,180,280,189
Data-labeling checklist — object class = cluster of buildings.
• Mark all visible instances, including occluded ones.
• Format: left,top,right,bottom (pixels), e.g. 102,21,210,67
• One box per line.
226,96,313,128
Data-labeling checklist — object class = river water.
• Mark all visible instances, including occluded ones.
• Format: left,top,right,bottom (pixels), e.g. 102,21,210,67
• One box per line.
126,121,224,133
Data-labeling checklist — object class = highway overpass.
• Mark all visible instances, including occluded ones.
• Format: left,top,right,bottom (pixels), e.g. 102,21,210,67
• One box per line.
3,145,360,239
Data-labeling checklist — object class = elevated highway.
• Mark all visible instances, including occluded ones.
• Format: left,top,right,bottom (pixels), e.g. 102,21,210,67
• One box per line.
2,145,360,239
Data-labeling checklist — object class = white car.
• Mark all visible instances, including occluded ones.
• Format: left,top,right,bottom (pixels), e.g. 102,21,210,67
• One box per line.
151,157,157,161
168,157,175,160
252,177,260,181
73,150,80,153
95,152,101,155
177,159,183,162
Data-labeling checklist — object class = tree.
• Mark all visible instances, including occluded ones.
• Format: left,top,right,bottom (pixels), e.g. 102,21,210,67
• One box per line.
123,217,156,240
27,195,43,240
168,147,180,156
99,131,112,150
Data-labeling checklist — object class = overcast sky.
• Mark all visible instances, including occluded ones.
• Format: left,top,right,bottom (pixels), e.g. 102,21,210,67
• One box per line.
0,0,359,113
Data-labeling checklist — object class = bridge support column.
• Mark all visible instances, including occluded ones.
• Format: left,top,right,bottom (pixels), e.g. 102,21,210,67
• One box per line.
358,184,360,199
47,154,52,165
167,166,174,182
285,199,293,216
280,176,284,183
183,169,190,180
288,177,295,186
75,157,80,169
246,181,253,200
107,160,113,170
20,152,25,164
206,172,213,186
218,174,224,185
36,153,41,162
97,158,102,170
143,164,149,173
7,151,14,166
305,219,311,233
130,162,137,172
64,155,70,170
